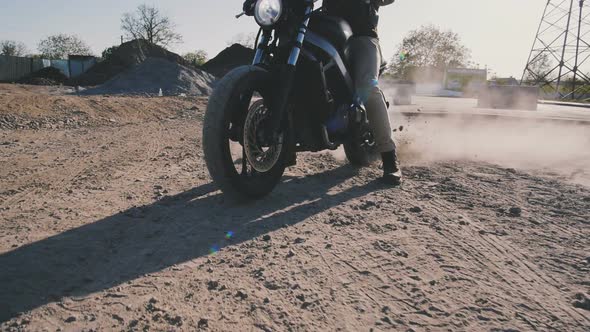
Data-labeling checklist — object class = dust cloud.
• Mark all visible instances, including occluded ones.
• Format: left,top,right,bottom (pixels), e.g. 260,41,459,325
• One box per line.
393,113,590,186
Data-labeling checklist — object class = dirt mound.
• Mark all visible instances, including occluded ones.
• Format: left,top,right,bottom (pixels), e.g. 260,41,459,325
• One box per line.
201,44,255,77
71,39,188,86
0,84,207,130
81,57,215,96
17,67,68,86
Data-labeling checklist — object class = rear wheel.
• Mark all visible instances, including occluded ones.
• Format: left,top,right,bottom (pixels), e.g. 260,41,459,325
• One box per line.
203,66,287,200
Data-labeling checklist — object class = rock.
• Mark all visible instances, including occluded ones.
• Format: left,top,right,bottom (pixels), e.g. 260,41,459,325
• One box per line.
396,250,409,258
294,237,306,244
301,302,312,309
360,200,378,210
262,234,271,242
264,281,281,290
327,215,353,227
381,316,394,325
236,290,248,300
287,249,296,258
112,314,124,324
409,206,422,213
65,316,77,323
198,318,209,329
165,314,183,326
496,229,509,236
509,207,522,217
573,293,590,311
207,280,219,290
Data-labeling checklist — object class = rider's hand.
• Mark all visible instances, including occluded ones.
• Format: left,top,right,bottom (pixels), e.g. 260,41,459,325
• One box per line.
243,0,256,16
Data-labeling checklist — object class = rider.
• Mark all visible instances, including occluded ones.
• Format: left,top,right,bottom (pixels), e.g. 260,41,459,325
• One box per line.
243,0,402,185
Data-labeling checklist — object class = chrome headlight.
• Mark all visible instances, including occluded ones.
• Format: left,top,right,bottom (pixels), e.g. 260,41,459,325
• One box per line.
254,0,283,28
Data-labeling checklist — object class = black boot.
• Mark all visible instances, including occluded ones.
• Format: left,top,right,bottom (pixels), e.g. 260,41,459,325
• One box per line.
381,150,402,185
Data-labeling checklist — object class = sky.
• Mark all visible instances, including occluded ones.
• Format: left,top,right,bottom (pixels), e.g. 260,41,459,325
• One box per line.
0,0,546,77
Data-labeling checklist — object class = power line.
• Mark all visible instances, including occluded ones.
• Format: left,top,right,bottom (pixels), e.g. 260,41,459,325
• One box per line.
522,0,590,100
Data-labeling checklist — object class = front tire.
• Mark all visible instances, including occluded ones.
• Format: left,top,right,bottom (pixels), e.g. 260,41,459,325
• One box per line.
203,66,286,200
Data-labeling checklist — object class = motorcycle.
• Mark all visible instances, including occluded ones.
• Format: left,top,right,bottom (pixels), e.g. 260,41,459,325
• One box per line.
203,0,387,200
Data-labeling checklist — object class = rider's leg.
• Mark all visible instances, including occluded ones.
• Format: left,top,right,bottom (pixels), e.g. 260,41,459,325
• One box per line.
348,36,402,184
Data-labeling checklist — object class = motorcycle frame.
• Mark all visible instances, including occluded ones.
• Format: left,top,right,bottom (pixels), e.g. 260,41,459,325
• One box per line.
251,0,356,152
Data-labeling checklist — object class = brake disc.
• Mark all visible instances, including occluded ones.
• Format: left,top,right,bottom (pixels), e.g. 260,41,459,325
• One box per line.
243,100,283,173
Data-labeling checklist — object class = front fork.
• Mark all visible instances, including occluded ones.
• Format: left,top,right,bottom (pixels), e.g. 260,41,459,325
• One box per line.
252,1,314,139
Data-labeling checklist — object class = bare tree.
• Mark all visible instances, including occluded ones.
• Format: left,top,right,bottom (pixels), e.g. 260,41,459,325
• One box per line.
38,34,92,59
121,4,182,47
389,25,471,79
183,50,208,66
524,53,554,82
0,40,29,57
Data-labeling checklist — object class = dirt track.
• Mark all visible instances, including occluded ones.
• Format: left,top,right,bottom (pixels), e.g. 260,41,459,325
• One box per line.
0,84,589,331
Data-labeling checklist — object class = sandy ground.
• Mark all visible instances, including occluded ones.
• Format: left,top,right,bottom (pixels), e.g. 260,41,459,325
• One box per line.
0,84,589,331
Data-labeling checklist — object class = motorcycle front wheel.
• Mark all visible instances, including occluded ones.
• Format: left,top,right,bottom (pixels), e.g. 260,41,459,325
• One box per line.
203,66,287,201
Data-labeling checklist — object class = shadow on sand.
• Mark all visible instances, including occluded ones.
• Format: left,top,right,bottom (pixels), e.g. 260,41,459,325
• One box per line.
0,165,387,322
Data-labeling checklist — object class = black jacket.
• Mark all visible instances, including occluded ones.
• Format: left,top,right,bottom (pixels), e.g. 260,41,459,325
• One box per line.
323,0,395,38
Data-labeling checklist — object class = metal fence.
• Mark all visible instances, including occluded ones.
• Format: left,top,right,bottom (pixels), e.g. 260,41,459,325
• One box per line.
0,54,97,82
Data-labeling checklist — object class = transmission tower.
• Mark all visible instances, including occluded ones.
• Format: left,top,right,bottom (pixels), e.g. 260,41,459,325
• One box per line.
522,0,590,100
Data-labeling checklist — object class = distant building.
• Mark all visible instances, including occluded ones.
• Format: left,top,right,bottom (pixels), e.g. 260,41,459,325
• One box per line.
488,77,519,86
443,68,488,95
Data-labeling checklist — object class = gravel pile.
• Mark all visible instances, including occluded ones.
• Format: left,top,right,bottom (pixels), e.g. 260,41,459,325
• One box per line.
17,67,68,86
71,39,189,86
0,113,90,130
81,57,215,96
201,44,255,77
